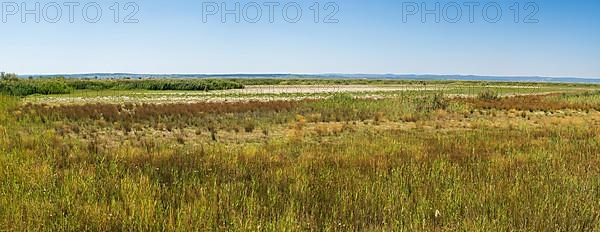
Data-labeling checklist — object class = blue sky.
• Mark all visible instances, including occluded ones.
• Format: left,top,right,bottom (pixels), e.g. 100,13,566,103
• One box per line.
1,0,599,77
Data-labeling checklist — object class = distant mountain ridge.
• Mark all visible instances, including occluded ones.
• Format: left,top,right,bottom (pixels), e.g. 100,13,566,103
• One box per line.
19,73,600,84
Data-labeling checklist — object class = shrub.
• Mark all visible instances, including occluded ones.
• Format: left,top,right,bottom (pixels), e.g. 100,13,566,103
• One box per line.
0,72,19,81
0,79,73,96
243,120,256,133
176,134,186,144
478,89,500,100
415,93,448,112
430,93,449,110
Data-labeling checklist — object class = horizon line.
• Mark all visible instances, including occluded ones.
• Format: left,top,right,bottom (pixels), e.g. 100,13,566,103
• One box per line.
14,73,600,80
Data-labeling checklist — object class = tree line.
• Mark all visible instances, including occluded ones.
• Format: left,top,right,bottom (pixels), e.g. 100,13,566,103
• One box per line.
0,74,244,96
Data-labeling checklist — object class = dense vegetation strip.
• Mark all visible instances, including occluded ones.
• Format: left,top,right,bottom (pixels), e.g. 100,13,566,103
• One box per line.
463,91,600,111
0,78,244,96
0,79,74,96
65,79,244,91
228,78,599,88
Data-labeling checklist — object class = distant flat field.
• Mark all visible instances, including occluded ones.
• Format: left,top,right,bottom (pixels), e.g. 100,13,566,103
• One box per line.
23,83,594,105
232,85,443,94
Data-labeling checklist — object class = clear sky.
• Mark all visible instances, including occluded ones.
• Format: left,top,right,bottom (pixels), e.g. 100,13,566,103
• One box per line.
1,0,599,77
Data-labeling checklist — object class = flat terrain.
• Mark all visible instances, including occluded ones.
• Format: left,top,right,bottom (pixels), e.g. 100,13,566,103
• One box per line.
24,83,588,104
1,79,600,230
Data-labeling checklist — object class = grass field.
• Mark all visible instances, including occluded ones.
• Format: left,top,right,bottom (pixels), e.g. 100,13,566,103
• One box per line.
1,79,600,231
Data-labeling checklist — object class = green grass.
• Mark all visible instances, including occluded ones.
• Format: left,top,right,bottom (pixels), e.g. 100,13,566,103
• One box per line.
551,91,600,105
1,121,599,230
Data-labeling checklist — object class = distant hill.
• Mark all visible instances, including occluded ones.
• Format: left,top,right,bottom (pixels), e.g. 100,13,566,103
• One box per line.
19,73,600,84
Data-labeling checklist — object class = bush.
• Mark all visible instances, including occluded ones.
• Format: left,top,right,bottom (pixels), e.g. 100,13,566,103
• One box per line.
478,89,500,100
0,72,19,81
0,79,73,96
415,93,448,112
430,93,449,110
243,120,257,133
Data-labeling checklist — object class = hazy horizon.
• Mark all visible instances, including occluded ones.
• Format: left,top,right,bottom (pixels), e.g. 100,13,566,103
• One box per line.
15,72,600,79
